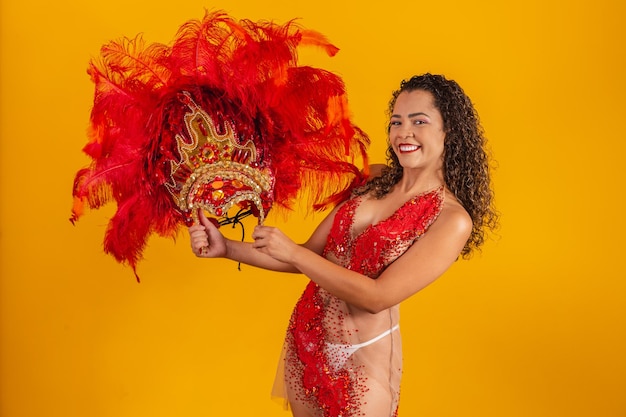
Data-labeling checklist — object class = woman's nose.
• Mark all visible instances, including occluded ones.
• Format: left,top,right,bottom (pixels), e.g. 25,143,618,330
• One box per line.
397,128,414,139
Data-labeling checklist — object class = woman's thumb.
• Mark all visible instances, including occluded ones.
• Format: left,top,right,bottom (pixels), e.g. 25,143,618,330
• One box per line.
197,208,220,229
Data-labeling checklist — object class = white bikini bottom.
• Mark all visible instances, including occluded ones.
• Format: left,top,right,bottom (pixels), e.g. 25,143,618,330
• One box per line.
325,324,400,370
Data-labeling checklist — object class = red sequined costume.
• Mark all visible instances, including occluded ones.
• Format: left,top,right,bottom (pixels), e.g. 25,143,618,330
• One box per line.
272,186,445,416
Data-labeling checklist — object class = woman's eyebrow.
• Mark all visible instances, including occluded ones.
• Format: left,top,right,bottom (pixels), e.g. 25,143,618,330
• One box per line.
391,112,430,118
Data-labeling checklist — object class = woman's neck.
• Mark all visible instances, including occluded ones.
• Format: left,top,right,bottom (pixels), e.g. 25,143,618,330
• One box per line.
395,168,444,195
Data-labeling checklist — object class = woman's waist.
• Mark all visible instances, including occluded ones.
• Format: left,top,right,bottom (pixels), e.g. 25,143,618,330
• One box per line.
318,289,400,342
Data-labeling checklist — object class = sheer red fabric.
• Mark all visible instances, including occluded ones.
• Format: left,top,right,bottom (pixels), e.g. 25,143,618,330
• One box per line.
273,186,444,417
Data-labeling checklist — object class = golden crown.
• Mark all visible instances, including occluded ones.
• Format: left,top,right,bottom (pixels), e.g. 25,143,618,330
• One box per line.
165,92,274,224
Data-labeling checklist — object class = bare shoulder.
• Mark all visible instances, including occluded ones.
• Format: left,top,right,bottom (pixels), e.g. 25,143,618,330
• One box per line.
433,191,473,238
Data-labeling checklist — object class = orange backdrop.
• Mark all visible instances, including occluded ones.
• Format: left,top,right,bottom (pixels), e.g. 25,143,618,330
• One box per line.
1,0,625,416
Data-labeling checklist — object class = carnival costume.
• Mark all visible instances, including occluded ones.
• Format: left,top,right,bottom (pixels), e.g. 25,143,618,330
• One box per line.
273,186,445,417
70,11,369,279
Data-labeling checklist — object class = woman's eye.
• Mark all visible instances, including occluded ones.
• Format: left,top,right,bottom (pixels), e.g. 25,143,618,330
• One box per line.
413,120,425,125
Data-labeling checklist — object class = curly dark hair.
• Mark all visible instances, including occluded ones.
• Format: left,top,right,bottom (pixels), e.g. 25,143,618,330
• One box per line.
354,73,498,257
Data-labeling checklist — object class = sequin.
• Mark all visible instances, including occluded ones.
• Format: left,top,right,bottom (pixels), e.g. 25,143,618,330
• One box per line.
276,187,444,417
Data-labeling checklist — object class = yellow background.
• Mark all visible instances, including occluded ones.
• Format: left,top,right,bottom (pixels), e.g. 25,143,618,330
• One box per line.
1,0,625,416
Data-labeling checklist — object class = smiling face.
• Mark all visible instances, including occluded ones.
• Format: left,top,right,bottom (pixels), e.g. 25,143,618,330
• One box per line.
388,89,446,175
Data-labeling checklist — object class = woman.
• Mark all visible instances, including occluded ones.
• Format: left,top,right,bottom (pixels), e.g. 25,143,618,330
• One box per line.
189,73,498,416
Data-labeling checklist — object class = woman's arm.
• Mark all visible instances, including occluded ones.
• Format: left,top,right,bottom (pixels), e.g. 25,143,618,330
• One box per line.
189,207,337,274
252,203,472,313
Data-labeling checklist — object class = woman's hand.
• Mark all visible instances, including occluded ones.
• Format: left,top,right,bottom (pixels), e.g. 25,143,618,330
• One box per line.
188,209,228,258
251,225,299,264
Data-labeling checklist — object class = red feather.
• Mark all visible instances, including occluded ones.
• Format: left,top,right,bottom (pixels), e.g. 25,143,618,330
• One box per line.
71,10,369,279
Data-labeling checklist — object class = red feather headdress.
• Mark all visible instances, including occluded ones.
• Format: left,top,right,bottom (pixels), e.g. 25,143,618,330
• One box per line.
70,10,369,279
